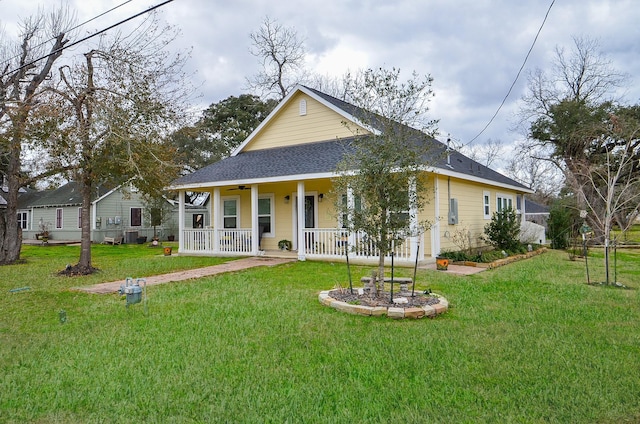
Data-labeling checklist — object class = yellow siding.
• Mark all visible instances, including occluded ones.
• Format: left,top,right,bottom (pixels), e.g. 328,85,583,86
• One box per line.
243,92,369,152
416,175,438,257
436,176,519,253
214,180,335,251
211,175,521,256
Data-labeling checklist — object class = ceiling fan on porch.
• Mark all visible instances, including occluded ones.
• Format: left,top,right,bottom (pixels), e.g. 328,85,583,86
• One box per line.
228,185,251,191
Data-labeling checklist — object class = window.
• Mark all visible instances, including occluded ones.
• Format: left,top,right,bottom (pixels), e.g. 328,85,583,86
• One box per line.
193,214,204,228
78,207,82,228
483,191,491,219
390,189,411,227
56,208,63,229
340,194,362,228
17,212,28,230
223,199,238,229
131,207,142,227
496,194,513,212
258,196,273,235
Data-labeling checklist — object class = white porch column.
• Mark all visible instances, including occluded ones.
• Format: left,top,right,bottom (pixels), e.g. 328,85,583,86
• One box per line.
297,181,306,261
431,177,440,257
213,187,220,254
408,177,422,262
178,190,185,253
251,184,259,255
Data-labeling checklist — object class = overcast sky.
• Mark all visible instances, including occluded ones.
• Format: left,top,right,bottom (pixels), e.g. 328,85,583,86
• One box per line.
2,0,639,151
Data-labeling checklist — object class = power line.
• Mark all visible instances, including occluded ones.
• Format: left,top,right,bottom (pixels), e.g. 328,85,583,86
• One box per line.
0,0,135,71
465,0,555,146
1,0,174,79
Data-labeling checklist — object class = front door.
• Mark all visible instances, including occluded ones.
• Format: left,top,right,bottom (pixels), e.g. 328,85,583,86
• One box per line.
304,195,315,229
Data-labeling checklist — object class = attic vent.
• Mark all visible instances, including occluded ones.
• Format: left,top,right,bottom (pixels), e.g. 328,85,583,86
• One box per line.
299,99,307,116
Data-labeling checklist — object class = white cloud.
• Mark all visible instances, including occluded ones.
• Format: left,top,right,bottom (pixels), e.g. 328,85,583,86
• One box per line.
1,0,638,152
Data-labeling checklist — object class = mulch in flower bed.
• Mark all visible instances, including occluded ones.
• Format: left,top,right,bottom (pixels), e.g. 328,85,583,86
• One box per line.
328,289,440,308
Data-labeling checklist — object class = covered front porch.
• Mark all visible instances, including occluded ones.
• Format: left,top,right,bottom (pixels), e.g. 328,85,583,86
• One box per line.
180,227,425,264
175,179,430,265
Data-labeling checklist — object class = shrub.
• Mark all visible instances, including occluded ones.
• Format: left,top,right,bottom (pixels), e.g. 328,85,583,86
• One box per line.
438,249,471,262
548,199,580,249
484,207,521,252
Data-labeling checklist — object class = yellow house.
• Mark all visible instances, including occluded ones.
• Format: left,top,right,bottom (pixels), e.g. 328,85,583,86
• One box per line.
168,85,533,264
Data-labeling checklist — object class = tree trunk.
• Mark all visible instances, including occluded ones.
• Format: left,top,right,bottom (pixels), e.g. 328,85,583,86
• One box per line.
604,219,611,285
377,232,388,297
0,144,23,265
76,178,94,273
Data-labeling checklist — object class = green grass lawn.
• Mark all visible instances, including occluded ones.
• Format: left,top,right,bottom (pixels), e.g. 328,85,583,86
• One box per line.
612,223,640,243
1,244,639,423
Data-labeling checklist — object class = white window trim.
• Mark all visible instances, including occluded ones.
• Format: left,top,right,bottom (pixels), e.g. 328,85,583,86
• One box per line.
221,196,240,229
17,211,28,230
483,191,491,220
258,194,275,238
496,193,514,213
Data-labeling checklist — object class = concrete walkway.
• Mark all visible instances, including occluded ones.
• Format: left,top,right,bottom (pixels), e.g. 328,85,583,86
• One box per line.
74,255,484,295
73,257,297,294
418,262,487,276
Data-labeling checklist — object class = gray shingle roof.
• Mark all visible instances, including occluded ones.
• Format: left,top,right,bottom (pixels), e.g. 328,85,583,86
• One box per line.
525,199,550,214
170,86,530,192
171,137,357,186
22,182,112,208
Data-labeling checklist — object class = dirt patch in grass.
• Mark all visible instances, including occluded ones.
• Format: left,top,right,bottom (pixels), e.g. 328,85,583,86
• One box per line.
58,264,100,276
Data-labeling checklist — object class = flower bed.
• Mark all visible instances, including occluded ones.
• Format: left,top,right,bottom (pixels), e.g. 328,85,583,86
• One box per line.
454,247,547,269
318,289,448,319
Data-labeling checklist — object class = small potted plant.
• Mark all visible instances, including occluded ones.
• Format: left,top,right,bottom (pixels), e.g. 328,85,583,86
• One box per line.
278,239,292,251
36,220,50,243
436,256,449,271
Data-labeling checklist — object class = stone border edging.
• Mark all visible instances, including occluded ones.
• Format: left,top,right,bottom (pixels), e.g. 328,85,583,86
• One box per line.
318,291,449,319
453,247,547,269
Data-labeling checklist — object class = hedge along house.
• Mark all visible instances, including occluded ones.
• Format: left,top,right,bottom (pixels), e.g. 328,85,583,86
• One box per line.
168,85,533,264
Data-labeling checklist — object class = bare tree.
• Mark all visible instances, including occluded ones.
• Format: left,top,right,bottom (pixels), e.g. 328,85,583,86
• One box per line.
505,141,563,204
247,16,307,100
459,138,504,168
0,7,73,265
575,108,640,285
518,36,631,219
519,36,628,124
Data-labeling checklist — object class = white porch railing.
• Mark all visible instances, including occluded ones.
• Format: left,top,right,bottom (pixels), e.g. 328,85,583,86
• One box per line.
182,228,253,254
218,228,252,253
183,229,215,252
302,228,421,262
181,228,422,262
